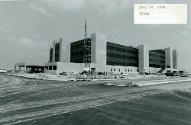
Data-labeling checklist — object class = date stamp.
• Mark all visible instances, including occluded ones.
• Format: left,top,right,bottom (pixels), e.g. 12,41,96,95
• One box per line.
134,4,187,24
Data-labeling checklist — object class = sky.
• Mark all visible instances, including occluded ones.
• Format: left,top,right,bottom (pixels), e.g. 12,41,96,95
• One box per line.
0,0,191,72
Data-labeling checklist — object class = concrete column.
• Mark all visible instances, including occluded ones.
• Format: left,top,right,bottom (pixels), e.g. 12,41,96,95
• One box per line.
59,38,63,62
94,33,107,72
173,49,178,69
165,47,173,69
24,62,26,71
138,45,149,74
53,41,56,62
91,33,96,63
62,41,70,63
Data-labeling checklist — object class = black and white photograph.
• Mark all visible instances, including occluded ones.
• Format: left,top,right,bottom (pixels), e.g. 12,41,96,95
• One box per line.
0,0,191,125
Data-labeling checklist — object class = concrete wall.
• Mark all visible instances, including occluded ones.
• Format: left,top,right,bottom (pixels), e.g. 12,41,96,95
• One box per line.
61,40,70,63
15,62,26,71
103,65,138,74
50,38,70,63
45,62,96,74
138,45,149,73
93,33,107,72
91,33,96,63
45,62,138,75
148,67,161,74
173,49,178,69
165,47,173,69
45,62,82,74
59,38,63,62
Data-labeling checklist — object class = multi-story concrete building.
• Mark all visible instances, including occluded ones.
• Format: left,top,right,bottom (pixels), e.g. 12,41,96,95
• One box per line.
45,33,178,75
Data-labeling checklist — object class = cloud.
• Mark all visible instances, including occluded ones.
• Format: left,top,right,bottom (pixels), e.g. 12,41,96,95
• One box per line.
0,0,23,1
40,0,169,15
18,37,34,46
41,0,130,15
30,3,52,16
44,0,86,11
186,25,191,29
87,0,126,15
89,0,169,15
0,27,8,33
17,36,48,48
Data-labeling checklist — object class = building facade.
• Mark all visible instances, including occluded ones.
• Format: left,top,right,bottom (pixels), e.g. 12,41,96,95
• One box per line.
70,38,91,63
45,33,178,75
106,42,138,67
149,49,165,68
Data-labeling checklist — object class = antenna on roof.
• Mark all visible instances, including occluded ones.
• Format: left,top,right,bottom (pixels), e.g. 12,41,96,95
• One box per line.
84,19,87,39
83,19,90,74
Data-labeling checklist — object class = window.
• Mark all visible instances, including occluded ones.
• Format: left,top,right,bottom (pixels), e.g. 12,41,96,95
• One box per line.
49,66,52,70
53,66,57,70
114,68,115,71
111,69,112,72
125,69,127,72
119,69,120,72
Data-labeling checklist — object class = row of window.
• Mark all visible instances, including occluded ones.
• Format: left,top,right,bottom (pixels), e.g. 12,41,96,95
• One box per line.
47,66,57,70
106,59,138,64
107,42,138,53
71,39,91,48
107,49,138,54
110,68,134,72
107,53,138,59
149,50,165,54
71,50,91,56
149,55,165,59
107,48,138,55
149,64,165,68
149,59,165,63
107,61,138,67
149,52,165,56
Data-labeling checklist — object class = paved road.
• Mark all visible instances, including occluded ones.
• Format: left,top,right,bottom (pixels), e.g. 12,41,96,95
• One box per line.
0,74,191,124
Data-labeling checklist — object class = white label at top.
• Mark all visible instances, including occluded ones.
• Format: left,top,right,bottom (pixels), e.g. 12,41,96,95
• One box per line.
134,4,187,24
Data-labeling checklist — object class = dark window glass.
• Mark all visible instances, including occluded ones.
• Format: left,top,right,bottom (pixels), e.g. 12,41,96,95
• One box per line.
55,43,60,62
49,66,52,70
53,66,57,70
49,48,53,62
70,38,91,63
106,42,138,67
149,49,165,68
